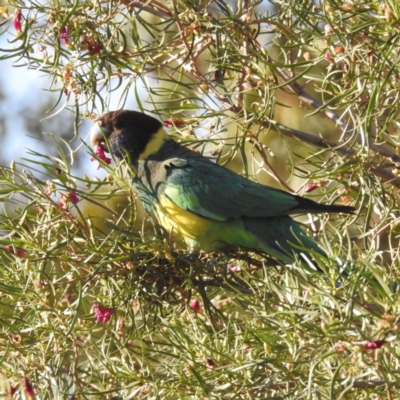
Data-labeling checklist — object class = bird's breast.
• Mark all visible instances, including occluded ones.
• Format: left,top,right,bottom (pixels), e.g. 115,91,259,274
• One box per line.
154,194,214,249
153,194,260,252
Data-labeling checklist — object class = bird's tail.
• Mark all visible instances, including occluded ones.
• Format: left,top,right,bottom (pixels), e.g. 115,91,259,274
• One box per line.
243,216,326,266
293,197,355,215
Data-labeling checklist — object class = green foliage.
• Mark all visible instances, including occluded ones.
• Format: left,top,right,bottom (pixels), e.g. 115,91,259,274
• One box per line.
1,0,400,398
0,153,399,398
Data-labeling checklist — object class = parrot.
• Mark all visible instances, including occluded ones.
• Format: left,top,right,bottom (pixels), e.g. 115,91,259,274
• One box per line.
89,109,354,264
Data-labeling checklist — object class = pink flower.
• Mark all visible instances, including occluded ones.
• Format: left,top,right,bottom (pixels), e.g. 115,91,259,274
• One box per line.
59,26,70,46
22,377,35,399
164,119,185,128
13,9,22,35
91,145,112,169
363,340,386,350
93,303,114,323
190,299,201,313
228,263,241,273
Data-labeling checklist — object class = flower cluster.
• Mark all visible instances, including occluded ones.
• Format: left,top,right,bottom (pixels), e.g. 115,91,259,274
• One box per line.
93,303,114,324
59,26,71,47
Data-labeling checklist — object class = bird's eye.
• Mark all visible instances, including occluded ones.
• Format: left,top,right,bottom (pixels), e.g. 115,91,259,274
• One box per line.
97,121,103,127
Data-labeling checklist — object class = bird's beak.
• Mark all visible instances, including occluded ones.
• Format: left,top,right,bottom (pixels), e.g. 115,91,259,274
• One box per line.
89,122,107,150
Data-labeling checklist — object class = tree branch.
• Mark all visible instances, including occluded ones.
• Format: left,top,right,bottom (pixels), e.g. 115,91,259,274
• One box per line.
270,59,400,167
261,120,400,189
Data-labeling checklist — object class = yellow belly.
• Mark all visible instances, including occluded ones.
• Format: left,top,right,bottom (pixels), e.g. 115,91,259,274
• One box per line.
154,195,259,252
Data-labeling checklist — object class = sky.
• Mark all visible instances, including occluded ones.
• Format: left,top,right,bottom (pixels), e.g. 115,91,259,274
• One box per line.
1,56,84,166
0,35,127,178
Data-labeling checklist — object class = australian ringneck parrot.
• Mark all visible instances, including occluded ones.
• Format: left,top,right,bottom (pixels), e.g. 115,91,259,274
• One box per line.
89,110,354,264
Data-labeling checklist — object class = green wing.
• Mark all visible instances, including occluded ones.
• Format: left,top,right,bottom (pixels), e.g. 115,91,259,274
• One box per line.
163,157,304,221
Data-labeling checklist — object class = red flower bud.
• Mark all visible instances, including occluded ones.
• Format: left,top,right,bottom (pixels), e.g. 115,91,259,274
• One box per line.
5,384,17,398
190,299,201,313
70,193,79,203
363,340,386,350
13,9,22,35
164,119,185,128
304,183,319,193
88,43,102,55
205,358,216,368
22,377,35,399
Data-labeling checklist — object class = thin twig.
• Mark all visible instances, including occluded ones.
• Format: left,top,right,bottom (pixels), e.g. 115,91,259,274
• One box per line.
262,120,355,157
252,138,295,192
367,165,400,188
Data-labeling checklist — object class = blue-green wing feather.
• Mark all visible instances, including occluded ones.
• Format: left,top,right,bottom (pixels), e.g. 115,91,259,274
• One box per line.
163,157,300,221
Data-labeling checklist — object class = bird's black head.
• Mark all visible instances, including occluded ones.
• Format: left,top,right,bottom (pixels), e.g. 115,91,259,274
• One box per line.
90,110,164,163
